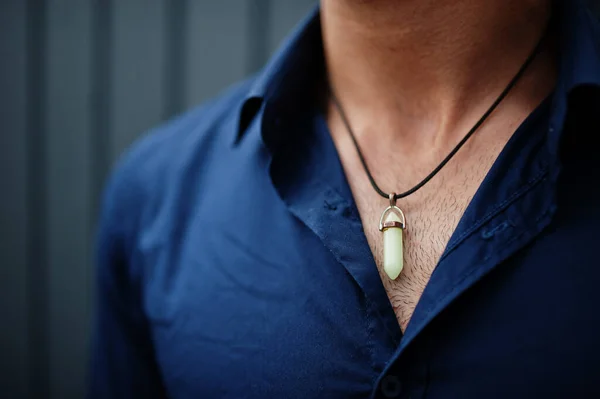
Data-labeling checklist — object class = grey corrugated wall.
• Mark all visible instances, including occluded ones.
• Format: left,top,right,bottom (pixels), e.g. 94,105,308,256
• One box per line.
0,1,315,398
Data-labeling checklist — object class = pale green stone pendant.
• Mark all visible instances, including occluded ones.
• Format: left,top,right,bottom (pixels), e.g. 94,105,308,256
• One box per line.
379,194,406,280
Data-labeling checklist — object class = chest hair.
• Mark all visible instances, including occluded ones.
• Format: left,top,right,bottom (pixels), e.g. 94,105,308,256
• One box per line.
334,127,514,331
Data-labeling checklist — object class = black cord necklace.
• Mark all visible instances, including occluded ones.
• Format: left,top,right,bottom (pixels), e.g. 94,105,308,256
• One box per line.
330,29,548,280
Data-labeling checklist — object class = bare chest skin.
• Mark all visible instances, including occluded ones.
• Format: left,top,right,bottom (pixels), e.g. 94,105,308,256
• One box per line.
329,115,524,332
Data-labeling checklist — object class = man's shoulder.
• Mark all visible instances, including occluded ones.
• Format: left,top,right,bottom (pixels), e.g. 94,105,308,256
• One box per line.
99,76,255,237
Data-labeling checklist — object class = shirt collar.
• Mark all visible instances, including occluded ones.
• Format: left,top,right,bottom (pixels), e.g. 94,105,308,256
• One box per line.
555,0,600,90
234,7,323,147
234,1,600,147
547,0,600,155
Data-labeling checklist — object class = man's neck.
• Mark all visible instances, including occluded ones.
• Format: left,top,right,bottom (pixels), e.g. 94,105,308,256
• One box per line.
321,0,555,146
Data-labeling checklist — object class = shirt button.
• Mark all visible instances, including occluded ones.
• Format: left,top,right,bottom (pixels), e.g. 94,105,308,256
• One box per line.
380,374,402,398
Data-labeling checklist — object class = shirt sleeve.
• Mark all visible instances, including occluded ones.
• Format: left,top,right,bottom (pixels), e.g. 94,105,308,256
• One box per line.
87,164,168,399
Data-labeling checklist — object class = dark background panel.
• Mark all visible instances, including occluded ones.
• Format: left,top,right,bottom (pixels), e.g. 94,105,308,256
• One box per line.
110,0,167,164
0,3,30,399
45,1,94,398
186,0,251,107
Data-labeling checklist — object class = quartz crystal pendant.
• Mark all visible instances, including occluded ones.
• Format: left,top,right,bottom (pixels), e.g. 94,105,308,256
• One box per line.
379,194,406,280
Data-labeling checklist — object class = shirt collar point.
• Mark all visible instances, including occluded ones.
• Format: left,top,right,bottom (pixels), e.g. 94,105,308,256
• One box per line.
234,5,321,146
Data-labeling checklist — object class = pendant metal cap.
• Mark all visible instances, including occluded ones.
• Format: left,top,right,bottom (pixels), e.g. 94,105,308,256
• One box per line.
378,193,406,231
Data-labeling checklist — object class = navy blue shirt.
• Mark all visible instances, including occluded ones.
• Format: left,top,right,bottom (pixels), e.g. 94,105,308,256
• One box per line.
89,1,600,398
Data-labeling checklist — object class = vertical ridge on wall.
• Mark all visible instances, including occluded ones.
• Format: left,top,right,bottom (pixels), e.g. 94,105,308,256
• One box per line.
26,0,48,397
184,1,250,107
111,0,167,163
247,0,271,75
0,1,30,397
45,1,95,397
164,0,188,119
90,0,113,224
